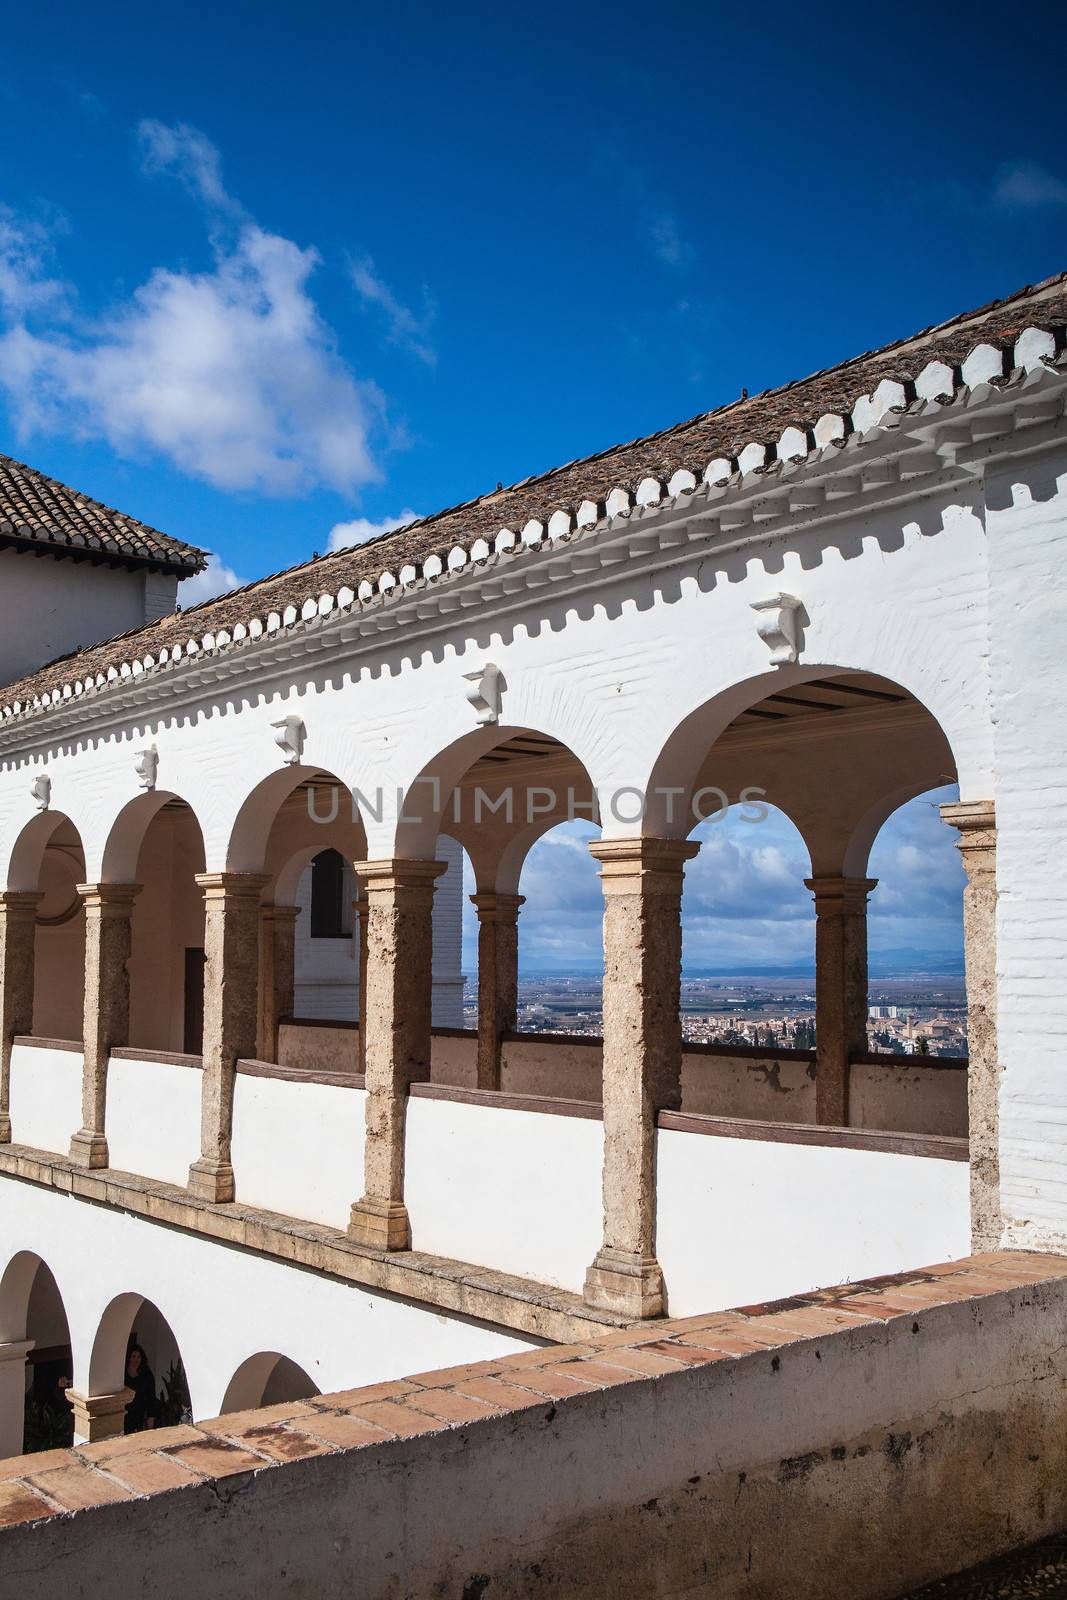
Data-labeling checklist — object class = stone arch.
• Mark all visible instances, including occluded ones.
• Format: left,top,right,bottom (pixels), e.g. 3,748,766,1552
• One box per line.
98,790,206,886
88,1291,190,1425
226,767,365,877
397,724,599,863
643,662,966,844
219,1351,320,1415
0,1252,74,1456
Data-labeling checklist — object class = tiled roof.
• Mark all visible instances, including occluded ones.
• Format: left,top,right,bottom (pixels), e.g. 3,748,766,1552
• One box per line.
0,454,206,575
2,271,1065,717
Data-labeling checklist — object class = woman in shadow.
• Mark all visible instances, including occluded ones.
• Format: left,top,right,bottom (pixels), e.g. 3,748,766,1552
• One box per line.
123,1343,159,1434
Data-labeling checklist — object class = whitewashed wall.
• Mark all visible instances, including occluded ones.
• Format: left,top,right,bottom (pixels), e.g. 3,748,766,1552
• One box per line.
656,1127,970,1317
405,1095,603,1291
987,457,1067,1251
106,1056,202,1186
8,1042,81,1157
0,1177,538,1428
230,1072,366,1229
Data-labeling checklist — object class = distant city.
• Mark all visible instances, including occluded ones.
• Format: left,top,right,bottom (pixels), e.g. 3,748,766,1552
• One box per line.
462,975,968,1057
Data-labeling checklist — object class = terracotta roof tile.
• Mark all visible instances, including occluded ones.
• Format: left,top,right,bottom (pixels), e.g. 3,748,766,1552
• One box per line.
3,271,1065,713
0,454,206,576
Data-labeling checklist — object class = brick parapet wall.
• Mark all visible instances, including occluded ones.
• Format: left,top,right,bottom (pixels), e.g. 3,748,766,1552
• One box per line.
0,1249,1062,1531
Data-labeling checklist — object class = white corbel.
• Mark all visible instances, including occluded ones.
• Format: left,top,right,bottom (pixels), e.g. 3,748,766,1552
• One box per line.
272,716,306,766
751,594,803,666
30,773,51,812
134,746,158,791
463,663,503,725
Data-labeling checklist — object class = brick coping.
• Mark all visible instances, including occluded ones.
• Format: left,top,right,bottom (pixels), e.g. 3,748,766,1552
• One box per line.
0,1250,1063,1532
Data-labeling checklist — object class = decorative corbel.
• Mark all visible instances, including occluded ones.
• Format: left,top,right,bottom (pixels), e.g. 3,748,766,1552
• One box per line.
751,593,803,666
271,715,306,766
463,663,503,725
134,746,158,791
30,773,51,812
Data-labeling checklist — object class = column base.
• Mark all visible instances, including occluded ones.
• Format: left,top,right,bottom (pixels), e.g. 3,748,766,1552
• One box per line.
187,1158,236,1204
0,1112,9,1145
348,1197,411,1251
68,1387,134,1444
69,1128,110,1169
584,1248,665,1319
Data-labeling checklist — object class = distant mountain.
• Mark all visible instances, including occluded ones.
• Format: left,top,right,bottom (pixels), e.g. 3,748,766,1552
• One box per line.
517,948,964,981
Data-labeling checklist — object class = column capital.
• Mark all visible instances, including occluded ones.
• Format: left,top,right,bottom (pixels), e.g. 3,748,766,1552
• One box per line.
940,799,996,836
260,902,301,927
352,858,448,892
588,837,700,893
804,876,878,914
77,882,142,910
0,890,42,916
194,871,271,903
0,1339,34,1365
67,1386,134,1443
470,892,525,924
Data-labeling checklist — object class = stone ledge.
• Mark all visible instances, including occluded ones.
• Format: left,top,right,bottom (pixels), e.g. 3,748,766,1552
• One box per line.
0,1249,1063,1532
0,1144,623,1341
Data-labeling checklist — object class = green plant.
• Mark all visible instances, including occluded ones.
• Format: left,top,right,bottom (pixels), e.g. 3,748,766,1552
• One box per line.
157,1359,192,1428
23,1395,73,1454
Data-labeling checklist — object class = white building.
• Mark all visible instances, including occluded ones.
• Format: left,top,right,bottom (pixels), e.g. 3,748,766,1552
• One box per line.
0,275,1066,1597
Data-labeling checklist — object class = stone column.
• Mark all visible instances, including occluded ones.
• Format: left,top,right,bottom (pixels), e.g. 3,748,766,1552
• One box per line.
257,904,299,1064
188,872,269,1204
0,1339,33,1459
349,858,446,1250
353,888,369,1075
805,876,877,1127
584,838,699,1319
470,893,525,1091
0,892,40,1144
941,800,999,1250
70,883,140,1170
68,1387,134,1445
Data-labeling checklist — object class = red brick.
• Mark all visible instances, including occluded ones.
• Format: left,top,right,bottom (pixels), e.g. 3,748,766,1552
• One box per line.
164,1438,268,1478
0,1480,58,1528
451,1376,555,1411
596,1347,691,1377
345,1401,437,1440
23,1461,132,1511
404,1390,502,1425
297,1412,395,1450
199,1401,318,1434
310,1381,420,1411
102,1451,202,1495
541,1361,639,1390
218,1423,337,1464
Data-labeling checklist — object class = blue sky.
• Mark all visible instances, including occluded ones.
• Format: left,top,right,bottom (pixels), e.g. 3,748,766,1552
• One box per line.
2,0,1063,971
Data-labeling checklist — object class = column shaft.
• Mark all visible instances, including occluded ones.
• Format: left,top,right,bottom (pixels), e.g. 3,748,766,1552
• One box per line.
70,883,140,1169
584,838,698,1319
0,1340,34,1458
471,893,524,1091
257,904,299,1064
806,876,877,1127
941,800,999,1250
188,872,269,1203
0,892,40,1144
349,858,445,1250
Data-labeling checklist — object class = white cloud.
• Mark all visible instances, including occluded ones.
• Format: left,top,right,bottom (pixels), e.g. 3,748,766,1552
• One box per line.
138,119,238,216
991,161,1067,212
326,508,419,553
649,212,691,270
351,257,436,366
0,125,383,497
0,208,68,318
176,553,247,607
